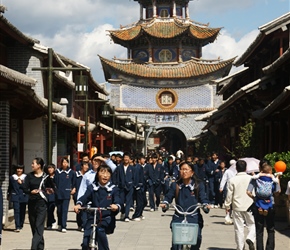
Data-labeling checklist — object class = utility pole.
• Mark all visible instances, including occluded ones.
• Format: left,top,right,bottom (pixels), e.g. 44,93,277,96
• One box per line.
33,48,86,164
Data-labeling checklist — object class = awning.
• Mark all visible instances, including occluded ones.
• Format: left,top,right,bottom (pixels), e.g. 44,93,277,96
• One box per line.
252,85,290,119
195,109,218,121
52,113,96,132
188,131,209,142
262,48,290,74
215,67,249,95
97,122,144,141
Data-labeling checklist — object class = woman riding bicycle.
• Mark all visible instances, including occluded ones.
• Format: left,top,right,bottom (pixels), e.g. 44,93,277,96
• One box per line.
160,161,210,250
74,164,122,250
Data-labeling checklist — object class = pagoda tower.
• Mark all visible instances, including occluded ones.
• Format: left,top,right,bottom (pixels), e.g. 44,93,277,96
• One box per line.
99,0,235,154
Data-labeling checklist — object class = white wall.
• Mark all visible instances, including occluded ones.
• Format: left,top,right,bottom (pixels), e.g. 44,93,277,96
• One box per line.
23,117,45,170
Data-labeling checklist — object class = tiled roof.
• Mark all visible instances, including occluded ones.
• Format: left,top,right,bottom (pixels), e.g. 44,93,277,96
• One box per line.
0,15,39,45
109,19,220,41
0,64,36,86
115,108,215,113
99,56,235,79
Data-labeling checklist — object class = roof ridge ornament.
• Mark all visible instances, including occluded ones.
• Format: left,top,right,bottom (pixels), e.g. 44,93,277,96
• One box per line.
0,4,7,14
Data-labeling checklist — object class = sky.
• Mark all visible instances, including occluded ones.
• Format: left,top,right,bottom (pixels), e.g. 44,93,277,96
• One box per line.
2,0,290,83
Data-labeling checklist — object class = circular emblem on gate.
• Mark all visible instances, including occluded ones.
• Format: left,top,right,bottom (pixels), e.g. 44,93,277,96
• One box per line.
156,88,178,109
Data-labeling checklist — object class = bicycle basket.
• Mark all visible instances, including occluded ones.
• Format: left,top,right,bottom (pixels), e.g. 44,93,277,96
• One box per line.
172,223,199,245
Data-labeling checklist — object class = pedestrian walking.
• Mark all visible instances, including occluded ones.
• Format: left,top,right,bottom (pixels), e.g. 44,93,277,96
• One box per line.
224,160,256,250
54,157,76,233
21,157,55,250
147,153,164,211
131,154,146,221
116,152,135,222
206,152,220,207
44,163,57,230
8,164,28,232
247,159,280,250
214,161,227,208
73,161,89,231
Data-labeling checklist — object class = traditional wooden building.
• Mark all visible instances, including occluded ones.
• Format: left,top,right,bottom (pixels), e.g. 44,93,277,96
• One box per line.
0,10,116,225
100,0,234,154
197,12,290,159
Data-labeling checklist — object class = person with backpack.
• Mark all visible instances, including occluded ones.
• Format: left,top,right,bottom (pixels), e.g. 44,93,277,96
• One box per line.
249,164,279,216
247,159,281,250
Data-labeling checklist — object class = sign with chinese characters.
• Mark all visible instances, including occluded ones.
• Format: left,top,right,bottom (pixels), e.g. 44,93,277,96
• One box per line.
155,114,179,123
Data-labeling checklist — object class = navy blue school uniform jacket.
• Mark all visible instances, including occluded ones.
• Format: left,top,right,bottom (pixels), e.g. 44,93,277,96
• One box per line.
206,160,221,181
116,164,135,191
73,170,85,202
163,179,208,224
76,181,121,234
46,176,56,203
134,163,145,191
194,164,207,182
164,162,177,178
54,168,76,200
8,174,28,203
147,163,164,186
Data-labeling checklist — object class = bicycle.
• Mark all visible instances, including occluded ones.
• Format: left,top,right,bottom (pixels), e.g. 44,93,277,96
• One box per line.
171,203,209,250
78,205,112,250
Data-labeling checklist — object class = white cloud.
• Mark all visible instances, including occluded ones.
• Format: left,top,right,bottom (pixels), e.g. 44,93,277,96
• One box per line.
2,0,271,81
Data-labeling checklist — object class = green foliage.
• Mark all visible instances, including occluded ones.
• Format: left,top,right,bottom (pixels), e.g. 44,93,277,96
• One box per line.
264,151,290,192
235,119,255,157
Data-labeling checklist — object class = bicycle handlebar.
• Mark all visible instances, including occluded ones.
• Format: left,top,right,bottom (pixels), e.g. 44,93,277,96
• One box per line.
172,203,205,215
78,206,112,211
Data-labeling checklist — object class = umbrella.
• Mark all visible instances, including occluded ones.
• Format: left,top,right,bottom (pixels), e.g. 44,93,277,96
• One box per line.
237,157,260,173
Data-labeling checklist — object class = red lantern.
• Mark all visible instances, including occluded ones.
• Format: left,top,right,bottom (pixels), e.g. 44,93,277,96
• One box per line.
274,161,287,173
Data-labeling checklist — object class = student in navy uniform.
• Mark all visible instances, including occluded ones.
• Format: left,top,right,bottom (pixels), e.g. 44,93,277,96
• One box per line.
111,154,123,185
74,164,122,250
205,152,221,206
163,156,177,195
194,158,208,192
54,157,76,232
21,157,55,250
73,161,89,231
116,152,135,222
147,153,164,211
160,161,210,250
214,161,227,208
131,154,146,221
8,164,28,232
172,157,181,181
75,153,92,171
44,164,57,230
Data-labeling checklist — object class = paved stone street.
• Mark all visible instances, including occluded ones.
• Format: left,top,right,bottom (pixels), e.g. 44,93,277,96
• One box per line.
2,201,290,250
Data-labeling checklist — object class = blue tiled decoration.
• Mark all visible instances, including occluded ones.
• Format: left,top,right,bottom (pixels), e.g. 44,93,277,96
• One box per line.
120,85,213,109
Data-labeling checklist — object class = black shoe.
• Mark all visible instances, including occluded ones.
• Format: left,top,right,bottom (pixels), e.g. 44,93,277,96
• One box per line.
246,239,255,250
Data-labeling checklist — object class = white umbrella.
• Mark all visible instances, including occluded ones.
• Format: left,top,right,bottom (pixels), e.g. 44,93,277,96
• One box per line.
237,157,260,173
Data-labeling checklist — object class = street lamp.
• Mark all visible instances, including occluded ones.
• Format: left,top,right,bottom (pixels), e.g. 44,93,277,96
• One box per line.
75,73,108,153
102,104,130,151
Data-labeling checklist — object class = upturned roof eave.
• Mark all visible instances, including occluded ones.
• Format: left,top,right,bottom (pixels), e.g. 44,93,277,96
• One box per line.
99,55,235,80
0,14,39,45
108,18,221,43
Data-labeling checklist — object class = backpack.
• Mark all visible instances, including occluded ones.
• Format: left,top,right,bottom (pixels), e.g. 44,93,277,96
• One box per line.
256,179,272,199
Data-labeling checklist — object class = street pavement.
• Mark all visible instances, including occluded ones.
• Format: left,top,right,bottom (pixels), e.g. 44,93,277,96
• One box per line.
2,201,290,250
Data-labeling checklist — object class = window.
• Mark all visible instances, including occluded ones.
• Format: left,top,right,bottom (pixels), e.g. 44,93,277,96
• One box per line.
159,49,172,62
160,9,169,17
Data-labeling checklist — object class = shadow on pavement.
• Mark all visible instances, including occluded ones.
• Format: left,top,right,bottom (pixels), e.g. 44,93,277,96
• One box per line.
275,221,290,238
207,248,236,250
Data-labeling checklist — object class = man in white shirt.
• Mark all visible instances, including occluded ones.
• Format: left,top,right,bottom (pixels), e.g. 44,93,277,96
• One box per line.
225,160,255,250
